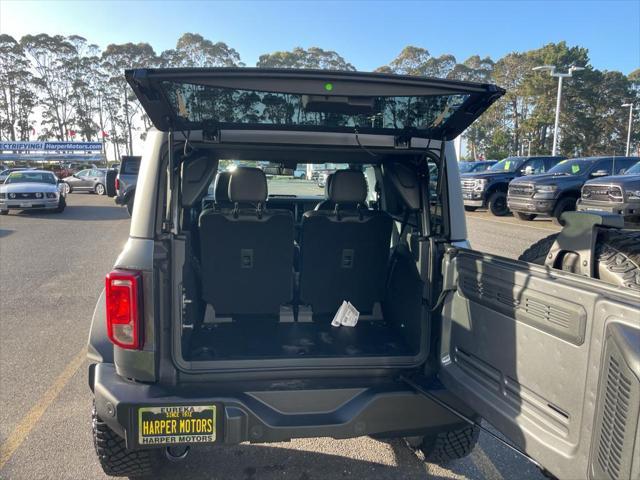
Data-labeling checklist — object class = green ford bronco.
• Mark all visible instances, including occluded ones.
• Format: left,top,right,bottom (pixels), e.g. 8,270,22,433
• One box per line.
87,68,640,479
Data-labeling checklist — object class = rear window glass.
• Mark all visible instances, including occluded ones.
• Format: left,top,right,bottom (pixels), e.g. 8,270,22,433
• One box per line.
162,82,470,131
121,159,140,175
489,157,526,173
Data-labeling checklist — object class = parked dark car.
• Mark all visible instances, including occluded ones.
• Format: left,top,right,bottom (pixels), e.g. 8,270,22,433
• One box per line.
61,168,109,195
577,160,640,224
114,155,141,215
508,156,640,223
460,155,565,215
457,160,497,174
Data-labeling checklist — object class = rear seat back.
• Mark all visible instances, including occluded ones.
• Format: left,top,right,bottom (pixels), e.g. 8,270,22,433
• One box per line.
199,167,294,316
299,170,393,316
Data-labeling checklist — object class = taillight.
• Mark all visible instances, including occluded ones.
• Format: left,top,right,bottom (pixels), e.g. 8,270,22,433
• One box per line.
115,178,120,190
105,270,142,349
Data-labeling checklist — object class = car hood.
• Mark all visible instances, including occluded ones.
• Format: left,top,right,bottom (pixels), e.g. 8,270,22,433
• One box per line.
511,173,585,187
460,171,517,182
0,182,59,193
584,174,640,187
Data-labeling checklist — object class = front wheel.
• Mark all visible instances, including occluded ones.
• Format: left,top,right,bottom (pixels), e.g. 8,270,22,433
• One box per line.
552,197,576,225
487,191,509,216
514,212,536,221
92,403,160,477
519,229,640,292
95,183,106,196
61,182,71,195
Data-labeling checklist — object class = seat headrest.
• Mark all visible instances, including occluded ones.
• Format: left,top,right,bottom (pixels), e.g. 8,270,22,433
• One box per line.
214,171,232,205
329,170,367,205
324,172,335,198
228,167,268,204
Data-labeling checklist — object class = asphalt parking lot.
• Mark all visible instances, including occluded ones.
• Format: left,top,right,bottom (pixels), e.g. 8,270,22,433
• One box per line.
0,194,557,480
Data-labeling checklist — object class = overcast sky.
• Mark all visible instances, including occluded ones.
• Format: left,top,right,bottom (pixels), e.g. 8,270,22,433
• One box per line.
1,0,639,74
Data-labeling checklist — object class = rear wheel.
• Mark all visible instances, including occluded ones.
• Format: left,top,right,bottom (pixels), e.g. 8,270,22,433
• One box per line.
92,403,159,477
464,206,478,212
552,197,576,225
487,191,508,216
410,424,480,463
95,183,106,196
519,229,640,292
514,211,536,221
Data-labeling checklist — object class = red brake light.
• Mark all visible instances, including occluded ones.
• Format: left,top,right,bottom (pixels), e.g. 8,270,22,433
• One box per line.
105,270,142,349
115,178,120,190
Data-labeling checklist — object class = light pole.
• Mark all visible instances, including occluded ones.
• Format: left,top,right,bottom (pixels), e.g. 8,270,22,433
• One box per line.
622,103,634,157
532,65,584,156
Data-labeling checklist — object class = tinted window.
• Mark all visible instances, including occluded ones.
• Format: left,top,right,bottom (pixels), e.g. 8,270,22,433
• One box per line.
548,159,597,176
162,82,470,132
121,159,140,175
625,162,640,175
611,158,638,175
523,158,546,174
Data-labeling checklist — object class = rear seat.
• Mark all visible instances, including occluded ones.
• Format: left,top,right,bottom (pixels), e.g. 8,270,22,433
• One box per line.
298,170,393,316
198,167,294,317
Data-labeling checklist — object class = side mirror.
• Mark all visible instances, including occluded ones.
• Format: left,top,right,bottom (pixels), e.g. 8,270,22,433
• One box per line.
590,169,609,178
521,166,535,175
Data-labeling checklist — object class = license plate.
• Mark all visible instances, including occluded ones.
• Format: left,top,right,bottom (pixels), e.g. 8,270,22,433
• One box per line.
138,405,217,446
19,203,32,208
462,193,471,199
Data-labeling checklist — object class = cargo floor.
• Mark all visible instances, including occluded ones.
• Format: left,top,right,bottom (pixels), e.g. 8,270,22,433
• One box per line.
186,319,416,361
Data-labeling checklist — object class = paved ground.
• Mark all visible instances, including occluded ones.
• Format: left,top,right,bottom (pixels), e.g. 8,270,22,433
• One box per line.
0,194,557,480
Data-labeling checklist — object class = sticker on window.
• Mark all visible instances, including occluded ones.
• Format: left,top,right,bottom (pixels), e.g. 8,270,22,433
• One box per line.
504,161,511,170
571,164,580,174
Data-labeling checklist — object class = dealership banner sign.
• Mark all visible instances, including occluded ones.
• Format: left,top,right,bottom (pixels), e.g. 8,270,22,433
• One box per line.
0,141,102,152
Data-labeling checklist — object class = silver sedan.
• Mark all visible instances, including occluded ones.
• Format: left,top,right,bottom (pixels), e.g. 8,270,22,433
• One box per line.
0,170,66,215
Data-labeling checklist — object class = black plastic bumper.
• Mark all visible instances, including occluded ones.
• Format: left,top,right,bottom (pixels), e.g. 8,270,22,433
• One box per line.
507,196,555,214
90,363,470,449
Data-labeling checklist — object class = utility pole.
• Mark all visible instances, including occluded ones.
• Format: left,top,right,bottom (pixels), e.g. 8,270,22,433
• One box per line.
622,103,634,157
532,65,584,156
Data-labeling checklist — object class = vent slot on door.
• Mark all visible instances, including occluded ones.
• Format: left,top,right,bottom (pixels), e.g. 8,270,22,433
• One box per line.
591,325,640,480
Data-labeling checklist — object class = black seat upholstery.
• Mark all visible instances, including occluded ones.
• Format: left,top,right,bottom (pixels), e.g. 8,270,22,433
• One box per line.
199,167,294,316
213,171,232,208
314,173,335,211
299,170,393,316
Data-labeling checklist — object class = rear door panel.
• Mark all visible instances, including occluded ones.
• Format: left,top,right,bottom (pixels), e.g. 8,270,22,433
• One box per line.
439,249,640,480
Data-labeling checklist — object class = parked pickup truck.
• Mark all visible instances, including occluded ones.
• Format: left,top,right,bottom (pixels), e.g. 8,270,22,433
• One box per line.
460,155,565,216
508,156,640,223
577,160,640,224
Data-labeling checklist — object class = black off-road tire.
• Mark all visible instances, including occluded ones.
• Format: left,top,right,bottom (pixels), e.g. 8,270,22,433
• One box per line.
464,206,479,212
514,211,536,221
415,424,480,463
92,403,159,478
519,229,640,293
552,197,576,225
487,191,509,216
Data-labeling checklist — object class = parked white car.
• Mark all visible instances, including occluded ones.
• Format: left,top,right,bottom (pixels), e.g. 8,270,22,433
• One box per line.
0,170,66,215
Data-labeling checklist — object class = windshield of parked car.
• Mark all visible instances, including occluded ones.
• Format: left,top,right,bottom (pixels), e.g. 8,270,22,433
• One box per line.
547,159,596,176
458,162,479,173
625,162,640,175
5,171,57,184
489,157,525,173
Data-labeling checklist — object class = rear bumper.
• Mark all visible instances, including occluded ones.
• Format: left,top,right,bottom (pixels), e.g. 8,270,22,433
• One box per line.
577,199,640,217
507,196,554,214
90,363,470,449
